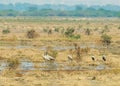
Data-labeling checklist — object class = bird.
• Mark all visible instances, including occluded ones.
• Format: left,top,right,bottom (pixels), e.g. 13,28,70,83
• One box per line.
67,55,73,61
91,56,95,61
42,52,55,61
102,55,106,61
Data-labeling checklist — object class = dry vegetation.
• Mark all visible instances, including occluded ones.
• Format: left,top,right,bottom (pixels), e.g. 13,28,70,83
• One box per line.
0,17,120,86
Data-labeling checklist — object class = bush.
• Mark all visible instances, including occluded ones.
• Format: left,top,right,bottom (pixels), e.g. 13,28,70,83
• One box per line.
70,34,80,39
7,58,19,70
2,29,10,34
73,43,81,60
101,25,110,34
27,29,38,38
85,28,91,35
64,27,74,37
48,29,52,35
101,34,112,46
54,27,59,32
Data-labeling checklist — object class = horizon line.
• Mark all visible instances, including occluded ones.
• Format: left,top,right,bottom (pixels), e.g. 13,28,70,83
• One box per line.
0,2,120,6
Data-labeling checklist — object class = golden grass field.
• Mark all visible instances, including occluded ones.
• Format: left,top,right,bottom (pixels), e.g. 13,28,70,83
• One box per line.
0,17,120,86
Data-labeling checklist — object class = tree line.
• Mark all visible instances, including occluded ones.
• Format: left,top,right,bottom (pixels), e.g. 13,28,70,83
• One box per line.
0,3,120,17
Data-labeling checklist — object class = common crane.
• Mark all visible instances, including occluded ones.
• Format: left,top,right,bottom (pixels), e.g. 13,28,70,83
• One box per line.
102,55,106,61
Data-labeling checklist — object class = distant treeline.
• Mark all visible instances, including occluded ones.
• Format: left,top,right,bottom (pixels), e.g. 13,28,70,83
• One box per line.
0,3,120,17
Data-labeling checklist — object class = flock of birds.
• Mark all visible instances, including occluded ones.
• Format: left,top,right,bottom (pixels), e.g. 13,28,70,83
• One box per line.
42,51,106,62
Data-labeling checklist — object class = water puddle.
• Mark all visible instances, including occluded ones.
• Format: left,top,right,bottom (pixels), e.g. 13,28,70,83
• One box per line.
0,60,110,71
0,60,8,71
95,64,110,70
19,61,34,70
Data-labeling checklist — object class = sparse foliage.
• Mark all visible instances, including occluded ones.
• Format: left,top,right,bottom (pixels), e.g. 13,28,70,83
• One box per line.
2,29,10,34
101,25,110,34
64,27,80,39
54,27,59,32
101,34,112,46
48,29,52,35
7,58,19,70
85,28,91,35
64,27,75,37
73,43,81,60
27,29,38,38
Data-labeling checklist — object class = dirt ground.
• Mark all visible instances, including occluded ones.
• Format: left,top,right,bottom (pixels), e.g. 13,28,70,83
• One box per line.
0,69,120,86
0,17,120,86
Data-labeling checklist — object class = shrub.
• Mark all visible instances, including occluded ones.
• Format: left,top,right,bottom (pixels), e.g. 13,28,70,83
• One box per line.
73,35,80,39
27,29,38,38
54,27,59,32
73,43,81,59
85,28,91,35
7,58,19,70
64,27,74,37
70,34,80,39
48,29,52,35
101,34,112,46
101,28,109,34
2,29,10,34
101,25,110,34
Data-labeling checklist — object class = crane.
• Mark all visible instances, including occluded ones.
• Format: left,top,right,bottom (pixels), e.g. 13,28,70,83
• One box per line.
102,55,106,61
91,56,95,61
42,52,55,61
68,55,73,61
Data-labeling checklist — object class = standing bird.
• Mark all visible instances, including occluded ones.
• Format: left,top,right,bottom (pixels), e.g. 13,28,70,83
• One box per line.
42,52,55,61
91,56,95,61
102,55,106,61
67,55,73,61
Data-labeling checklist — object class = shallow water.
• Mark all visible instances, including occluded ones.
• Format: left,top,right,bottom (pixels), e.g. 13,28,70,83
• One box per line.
20,61,35,70
0,61,8,71
0,60,110,71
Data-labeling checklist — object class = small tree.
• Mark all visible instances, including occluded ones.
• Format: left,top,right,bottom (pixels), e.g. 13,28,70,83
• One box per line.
73,43,81,60
64,27,74,37
48,29,52,35
2,29,10,34
27,29,38,39
85,28,91,35
54,27,59,32
101,34,112,46
7,58,19,70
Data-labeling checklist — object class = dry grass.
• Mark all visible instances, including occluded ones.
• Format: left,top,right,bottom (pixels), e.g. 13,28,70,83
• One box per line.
0,17,120,86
